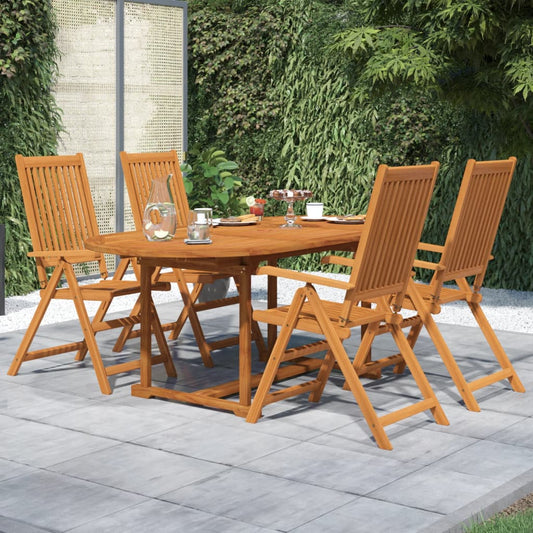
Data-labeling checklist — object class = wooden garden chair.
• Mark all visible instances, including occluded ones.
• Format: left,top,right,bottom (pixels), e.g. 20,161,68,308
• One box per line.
7,153,176,395
118,150,267,367
245,162,449,450
344,157,525,411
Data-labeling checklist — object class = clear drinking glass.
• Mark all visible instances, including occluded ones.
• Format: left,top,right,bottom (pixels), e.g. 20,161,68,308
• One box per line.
194,207,213,227
187,210,210,241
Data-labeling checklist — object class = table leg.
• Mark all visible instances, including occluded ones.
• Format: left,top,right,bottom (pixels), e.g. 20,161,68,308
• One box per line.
140,261,155,388
238,267,252,406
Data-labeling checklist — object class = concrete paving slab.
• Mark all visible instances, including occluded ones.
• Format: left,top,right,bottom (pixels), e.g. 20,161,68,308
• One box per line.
162,468,356,530
67,499,273,533
0,302,531,532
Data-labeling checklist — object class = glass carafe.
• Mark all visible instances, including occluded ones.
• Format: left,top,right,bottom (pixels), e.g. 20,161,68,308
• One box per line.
143,174,177,241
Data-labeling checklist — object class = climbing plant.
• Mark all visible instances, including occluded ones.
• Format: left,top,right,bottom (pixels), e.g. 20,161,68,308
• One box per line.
0,0,62,296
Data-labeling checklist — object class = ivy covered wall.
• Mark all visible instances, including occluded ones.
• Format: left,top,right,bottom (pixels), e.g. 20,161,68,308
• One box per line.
187,0,532,290
0,0,62,295
0,0,531,294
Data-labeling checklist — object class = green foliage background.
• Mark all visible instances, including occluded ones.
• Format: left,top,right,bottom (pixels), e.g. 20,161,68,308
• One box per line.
187,0,532,290
0,0,61,295
0,0,531,295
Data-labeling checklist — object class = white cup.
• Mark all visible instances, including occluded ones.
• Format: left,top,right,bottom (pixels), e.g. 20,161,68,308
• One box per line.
306,202,324,219
194,207,213,227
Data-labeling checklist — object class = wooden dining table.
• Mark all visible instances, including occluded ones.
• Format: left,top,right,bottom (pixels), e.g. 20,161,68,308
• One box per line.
85,216,364,417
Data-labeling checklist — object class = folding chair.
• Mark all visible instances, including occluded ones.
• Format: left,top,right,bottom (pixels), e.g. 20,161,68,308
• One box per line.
246,162,448,450
350,157,524,411
118,150,267,367
7,153,176,394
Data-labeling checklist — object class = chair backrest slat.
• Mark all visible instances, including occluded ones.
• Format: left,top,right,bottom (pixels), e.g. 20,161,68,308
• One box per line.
16,153,104,285
17,154,100,252
345,163,439,306
120,150,189,229
439,158,516,284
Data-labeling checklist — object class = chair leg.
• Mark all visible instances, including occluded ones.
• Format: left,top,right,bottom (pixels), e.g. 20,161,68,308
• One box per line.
305,288,393,450
408,281,481,412
308,349,336,403
111,297,140,353
352,323,379,371
393,318,423,374
388,322,449,426
342,323,379,390
246,288,308,424
251,316,268,361
76,298,113,361
467,300,525,393
7,265,63,376
61,263,113,394
168,270,203,341
149,299,177,378
107,257,137,352
174,272,214,367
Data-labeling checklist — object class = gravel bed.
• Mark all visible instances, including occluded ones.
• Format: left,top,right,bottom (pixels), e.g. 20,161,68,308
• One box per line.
1,272,531,334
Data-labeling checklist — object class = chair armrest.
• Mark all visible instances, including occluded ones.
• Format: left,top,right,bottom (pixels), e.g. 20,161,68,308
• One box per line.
321,255,356,267
28,250,102,263
417,242,444,254
256,265,355,290
413,259,444,271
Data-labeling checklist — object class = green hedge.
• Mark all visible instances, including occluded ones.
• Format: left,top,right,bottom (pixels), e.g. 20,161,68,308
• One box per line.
188,0,532,290
0,0,61,296
1,0,530,294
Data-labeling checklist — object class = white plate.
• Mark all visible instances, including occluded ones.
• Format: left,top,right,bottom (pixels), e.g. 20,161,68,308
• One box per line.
327,217,365,224
218,220,257,226
184,238,212,244
301,216,327,221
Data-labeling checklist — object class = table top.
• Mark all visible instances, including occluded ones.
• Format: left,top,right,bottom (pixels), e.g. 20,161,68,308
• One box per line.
86,216,363,270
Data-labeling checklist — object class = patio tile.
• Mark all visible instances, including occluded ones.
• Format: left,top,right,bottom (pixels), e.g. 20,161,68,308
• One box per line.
68,499,273,533
39,402,190,441
368,466,501,514
0,414,117,468
133,419,298,465
473,379,533,416
0,457,36,482
205,396,359,441
0,303,530,533
112,392,221,421
291,496,443,533
488,417,533,448
418,402,526,439
0,381,97,420
242,441,421,495
0,470,147,531
0,515,52,533
432,440,533,482
162,468,356,530
310,421,476,464
50,442,229,497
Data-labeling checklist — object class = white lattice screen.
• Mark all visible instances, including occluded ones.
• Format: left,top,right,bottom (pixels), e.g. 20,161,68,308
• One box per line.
123,1,185,232
52,0,186,274
124,2,185,153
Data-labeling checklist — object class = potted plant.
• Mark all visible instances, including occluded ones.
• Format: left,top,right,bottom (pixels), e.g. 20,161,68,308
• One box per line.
181,146,243,217
181,147,243,301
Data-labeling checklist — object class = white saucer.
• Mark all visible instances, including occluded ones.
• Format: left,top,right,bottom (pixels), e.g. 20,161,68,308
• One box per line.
327,217,365,224
218,220,257,226
184,238,212,245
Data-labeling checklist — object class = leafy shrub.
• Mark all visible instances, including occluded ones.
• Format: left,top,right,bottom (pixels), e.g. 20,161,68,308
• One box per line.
0,0,62,296
181,147,243,217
